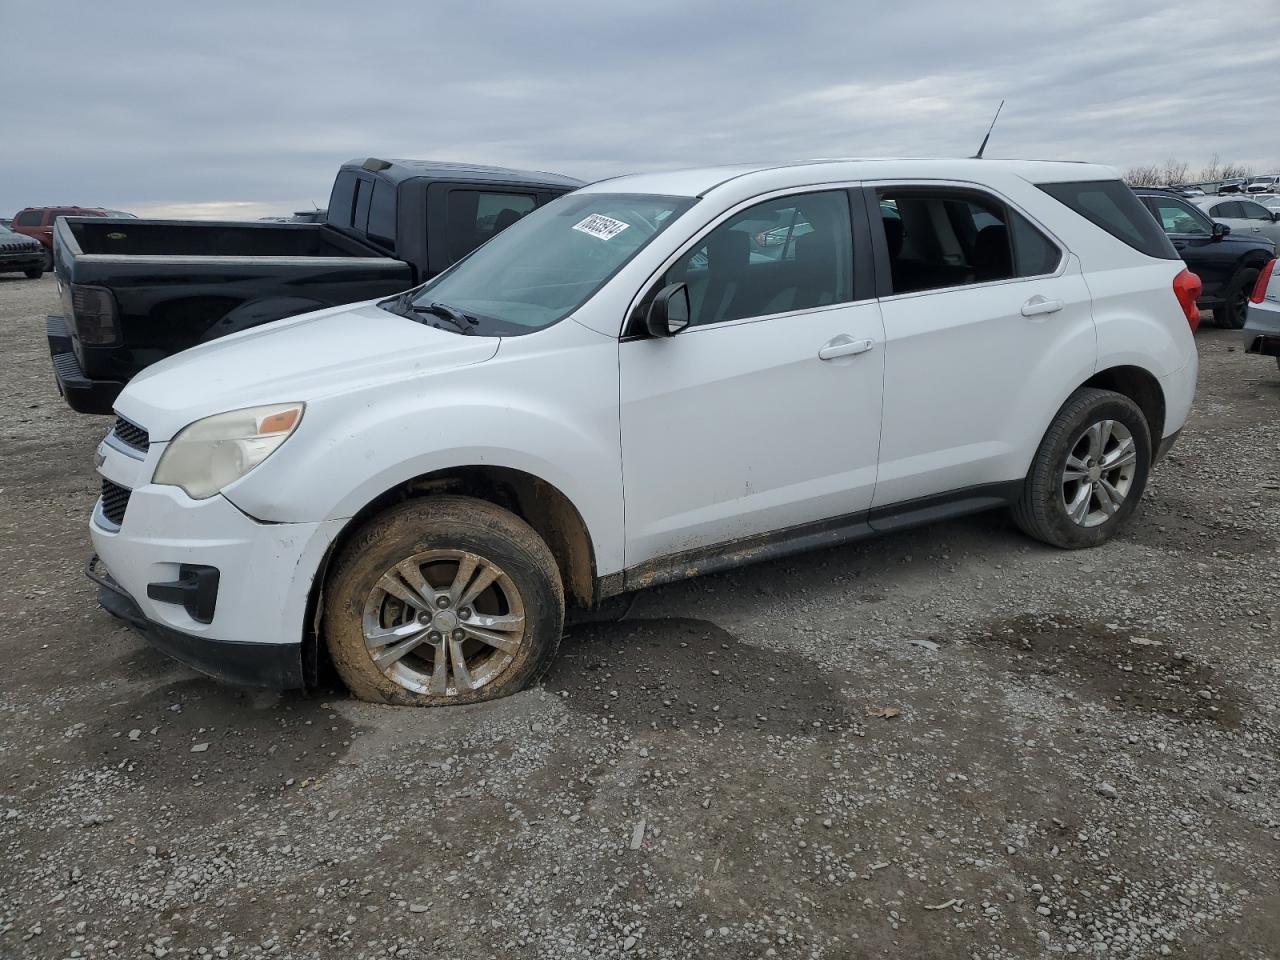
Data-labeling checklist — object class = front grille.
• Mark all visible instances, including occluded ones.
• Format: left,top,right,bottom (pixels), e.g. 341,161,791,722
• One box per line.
100,478,131,526
112,416,150,453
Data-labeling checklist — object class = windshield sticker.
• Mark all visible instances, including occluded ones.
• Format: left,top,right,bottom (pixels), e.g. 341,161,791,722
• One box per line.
572,214,630,241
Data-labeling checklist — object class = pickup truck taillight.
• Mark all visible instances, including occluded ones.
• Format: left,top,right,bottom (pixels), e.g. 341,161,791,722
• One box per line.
70,285,120,346
1172,268,1202,332
1251,259,1277,304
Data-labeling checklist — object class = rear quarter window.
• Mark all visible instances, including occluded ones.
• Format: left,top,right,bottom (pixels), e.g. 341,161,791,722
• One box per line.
1037,180,1179,260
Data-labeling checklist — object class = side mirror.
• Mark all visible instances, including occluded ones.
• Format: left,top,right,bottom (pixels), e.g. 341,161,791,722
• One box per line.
646,282,691,337
1211,221,1231,240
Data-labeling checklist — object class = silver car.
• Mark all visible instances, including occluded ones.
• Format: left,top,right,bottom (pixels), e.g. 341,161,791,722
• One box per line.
1245,257,1280,371
1195,196,1280,246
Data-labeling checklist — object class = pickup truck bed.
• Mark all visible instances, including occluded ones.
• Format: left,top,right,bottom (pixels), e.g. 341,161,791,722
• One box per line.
68,218,376,257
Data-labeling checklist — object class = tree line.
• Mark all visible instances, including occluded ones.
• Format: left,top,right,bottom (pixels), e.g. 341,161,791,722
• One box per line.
1123,154,1265,187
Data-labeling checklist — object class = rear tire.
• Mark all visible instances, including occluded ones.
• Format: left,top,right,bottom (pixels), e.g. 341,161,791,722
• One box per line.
1012,388,1151,549
1213,266,1259,329
323,496,564,707
24,268,43,280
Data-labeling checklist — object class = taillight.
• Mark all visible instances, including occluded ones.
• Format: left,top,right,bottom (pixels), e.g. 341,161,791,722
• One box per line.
1172,268,1202,332
70,284,120,346
1251,258,1277,304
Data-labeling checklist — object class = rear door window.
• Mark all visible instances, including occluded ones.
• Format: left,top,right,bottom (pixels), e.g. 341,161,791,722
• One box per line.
445,190,538,262
1037,180,1179,260
1008,210,1063,276
1211,201,1245,218
366,180,397,247
876,188,1022,294
14,211,41,227
326,173,358,229
353,179,374,233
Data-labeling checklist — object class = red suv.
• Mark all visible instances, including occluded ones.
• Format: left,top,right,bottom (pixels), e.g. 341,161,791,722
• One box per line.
10,206,134,269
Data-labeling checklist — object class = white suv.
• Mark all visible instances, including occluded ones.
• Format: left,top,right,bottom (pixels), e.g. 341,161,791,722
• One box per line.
89,159,1200,706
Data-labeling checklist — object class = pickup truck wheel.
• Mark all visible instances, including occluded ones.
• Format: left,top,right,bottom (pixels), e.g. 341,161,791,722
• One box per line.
24,268,44,280
1011,388,1151,549
323,496,564,707
1212,267,1259,329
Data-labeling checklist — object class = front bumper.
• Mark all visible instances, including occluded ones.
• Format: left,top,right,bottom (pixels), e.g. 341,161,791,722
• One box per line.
0,249,43,272
48,315,123,415
89,556,305,688
90,435,346,688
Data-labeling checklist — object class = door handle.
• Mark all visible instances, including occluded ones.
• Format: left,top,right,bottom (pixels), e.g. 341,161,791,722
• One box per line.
1021,295,1064,318
818,336,874,361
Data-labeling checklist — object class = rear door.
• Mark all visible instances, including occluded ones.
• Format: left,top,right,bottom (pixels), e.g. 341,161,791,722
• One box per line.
867,182,1096,509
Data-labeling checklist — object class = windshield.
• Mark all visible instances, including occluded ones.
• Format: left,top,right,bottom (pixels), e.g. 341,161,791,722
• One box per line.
393,192,696,335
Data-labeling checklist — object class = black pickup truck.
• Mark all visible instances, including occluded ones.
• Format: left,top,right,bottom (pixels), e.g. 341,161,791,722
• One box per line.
48,158,582,414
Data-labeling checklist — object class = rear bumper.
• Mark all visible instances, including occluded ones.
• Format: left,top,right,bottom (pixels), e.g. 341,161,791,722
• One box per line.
1245,299,1280,356
47,314,123,415
88,556,305,689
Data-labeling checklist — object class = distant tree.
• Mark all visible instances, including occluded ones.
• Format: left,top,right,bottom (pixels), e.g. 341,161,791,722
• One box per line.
1124,164,1163,186
1199,153,1223,183
1221,161,1255,181
1162,159,1190,185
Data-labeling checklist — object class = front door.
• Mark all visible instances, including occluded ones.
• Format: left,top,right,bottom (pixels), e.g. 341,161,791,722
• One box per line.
619,189,885,567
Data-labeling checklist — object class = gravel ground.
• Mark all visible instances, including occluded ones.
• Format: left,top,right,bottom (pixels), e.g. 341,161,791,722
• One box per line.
1,274,1278,960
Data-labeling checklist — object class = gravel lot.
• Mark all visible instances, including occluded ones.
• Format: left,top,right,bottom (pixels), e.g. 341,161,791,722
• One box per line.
1,274,1277,960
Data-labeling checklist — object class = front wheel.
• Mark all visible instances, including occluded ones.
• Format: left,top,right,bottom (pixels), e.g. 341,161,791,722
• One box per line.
1012,388,1152,549
323,496,564,707
24,268,43,280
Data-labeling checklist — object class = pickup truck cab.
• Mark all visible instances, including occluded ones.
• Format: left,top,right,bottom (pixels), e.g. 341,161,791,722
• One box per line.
89,158,1199,705
48,159,581,414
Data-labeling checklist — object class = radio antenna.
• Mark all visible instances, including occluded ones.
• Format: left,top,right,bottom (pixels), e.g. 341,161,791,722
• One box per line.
972,100,1005,159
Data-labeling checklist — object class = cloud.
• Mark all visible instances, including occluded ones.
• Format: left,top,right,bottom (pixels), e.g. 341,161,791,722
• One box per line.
1,0,1276,216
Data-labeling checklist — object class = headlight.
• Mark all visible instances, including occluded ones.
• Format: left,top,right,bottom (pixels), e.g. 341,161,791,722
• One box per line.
153,403,304,499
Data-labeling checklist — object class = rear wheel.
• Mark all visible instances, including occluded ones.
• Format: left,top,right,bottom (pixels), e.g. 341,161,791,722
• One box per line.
323,496,564,707
1213,266,1260,329
1012,388,1151,549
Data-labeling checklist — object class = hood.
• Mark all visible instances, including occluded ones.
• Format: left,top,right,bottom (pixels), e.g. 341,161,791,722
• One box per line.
116,300,499,441
0,232,41,251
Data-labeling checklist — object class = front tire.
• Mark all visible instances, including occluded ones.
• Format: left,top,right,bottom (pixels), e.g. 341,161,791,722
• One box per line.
323,496,564,707
24,267,43,280
1012,388,1151,549
1213,266,1259,329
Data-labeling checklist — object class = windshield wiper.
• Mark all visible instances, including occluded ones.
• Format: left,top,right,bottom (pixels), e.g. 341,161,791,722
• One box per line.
417,301,480,334
390,293,479,335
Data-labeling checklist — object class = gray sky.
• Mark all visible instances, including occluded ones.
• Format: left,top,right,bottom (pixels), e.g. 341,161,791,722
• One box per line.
3,0,1278,218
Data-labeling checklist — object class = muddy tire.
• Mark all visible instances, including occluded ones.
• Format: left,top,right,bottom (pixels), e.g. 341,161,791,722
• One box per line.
1012,388,1151,549
323,496,564,707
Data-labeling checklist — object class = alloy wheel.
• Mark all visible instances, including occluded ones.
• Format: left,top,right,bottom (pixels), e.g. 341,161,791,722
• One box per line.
361,549,526,696
1061,419,1137,528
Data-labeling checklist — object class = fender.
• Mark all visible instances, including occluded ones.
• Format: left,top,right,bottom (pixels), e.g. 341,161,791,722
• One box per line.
223,327,626,576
